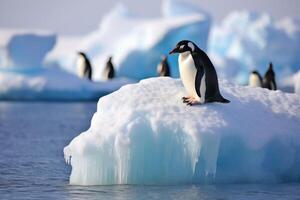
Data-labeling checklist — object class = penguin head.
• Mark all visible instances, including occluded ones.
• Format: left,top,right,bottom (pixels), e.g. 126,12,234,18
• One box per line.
250,70,262,80
251,70,260,76
78,51,88,59
169,40,196,54
269,62,273,70
266,62,275,77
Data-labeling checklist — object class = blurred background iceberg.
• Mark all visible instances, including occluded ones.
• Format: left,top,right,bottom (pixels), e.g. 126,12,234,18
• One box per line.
47,0,211,80
208,11,300,85
0,0,299,100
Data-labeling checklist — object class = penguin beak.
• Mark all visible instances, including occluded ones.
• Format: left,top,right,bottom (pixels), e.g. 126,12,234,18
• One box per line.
169,46,179,55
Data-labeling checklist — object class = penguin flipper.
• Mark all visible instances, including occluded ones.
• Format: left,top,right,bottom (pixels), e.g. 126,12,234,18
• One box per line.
195,66,204,98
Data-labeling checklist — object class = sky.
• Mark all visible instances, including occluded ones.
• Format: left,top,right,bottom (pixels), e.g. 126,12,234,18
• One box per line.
0,0,299,35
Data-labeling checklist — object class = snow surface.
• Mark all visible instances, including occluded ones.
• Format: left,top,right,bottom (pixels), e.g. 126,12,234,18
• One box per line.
0,29,56,68
0,67,133,101
208,11,300,85
64,77,300,185
48,0,211,80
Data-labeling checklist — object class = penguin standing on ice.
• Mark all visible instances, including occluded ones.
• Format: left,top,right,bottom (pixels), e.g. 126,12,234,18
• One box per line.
263,62,277,90
76,52,92,80
169,40,230,105
249,70,263,87
157,55,170,77
102,56,115,80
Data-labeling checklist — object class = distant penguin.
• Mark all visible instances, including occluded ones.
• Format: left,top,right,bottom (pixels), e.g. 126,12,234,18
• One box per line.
77,52,92,80
249,70,263,87
102,56,115,80
157,55,170,77
263,62,277,90
169,40,230,105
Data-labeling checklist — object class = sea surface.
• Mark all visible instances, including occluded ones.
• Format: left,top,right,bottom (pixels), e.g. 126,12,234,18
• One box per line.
0,102,299,200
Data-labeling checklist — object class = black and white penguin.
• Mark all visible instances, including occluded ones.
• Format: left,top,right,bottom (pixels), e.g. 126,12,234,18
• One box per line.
157,55,170,77
263,62,277,90
249,70,263,87
169,40,230,105
102,56,115,80
77,52,92,80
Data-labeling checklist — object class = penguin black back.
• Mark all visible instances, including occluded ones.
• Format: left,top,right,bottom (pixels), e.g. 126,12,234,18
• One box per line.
263,62,276,90
157,55,170,77
103,56,115,80
191,45,230,103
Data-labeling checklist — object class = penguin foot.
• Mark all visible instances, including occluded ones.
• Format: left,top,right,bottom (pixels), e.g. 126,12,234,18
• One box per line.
182,97,200,106
182,96,188,101
186,100,201,106
182,96,193,103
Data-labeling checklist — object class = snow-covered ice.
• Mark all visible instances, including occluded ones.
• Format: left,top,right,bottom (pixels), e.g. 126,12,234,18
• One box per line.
48,0,211,80
64,77,300,185
0,67,133,101
208,11,300,85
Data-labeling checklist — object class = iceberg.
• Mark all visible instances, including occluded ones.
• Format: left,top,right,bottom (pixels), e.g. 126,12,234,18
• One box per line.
48,0,211,80
64,77,300,185
46,35,83,75
0,29,56,68
208,11,300,85
0,67,133,101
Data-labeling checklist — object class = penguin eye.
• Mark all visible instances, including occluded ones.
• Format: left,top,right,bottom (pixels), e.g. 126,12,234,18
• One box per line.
179,45,184,50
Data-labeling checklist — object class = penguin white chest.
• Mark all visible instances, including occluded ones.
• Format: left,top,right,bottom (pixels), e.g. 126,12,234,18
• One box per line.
249,74,262,87
179,52,201,101
76,56,86,78
157,63,163,74
102,67,110,81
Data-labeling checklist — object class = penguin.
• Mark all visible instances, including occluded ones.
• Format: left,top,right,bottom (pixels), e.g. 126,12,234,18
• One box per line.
249,70,263,87
157,55,170,77
169,40,230,105
263,62,276,90
102,56,115,80
76,52,92,80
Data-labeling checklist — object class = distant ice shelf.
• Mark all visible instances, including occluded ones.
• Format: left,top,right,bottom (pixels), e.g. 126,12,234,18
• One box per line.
0,67,133,101
64,77,300,185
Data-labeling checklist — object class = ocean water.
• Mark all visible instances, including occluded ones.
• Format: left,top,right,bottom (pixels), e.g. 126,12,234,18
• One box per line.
0,102,299,200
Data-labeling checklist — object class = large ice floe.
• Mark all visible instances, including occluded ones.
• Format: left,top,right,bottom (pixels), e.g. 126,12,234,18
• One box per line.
48,0,211,80
0,29,133,100
208,11,300,85
64,77,300,185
